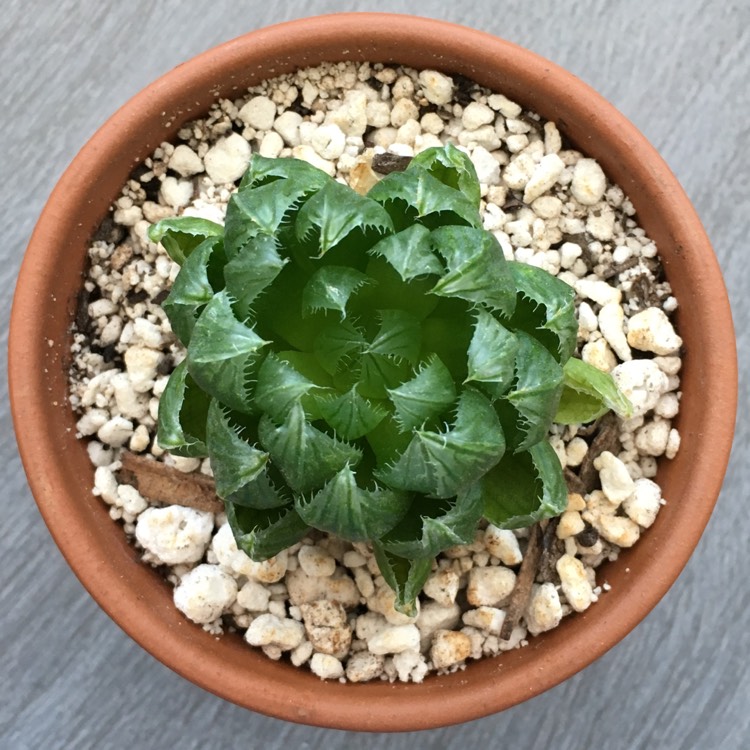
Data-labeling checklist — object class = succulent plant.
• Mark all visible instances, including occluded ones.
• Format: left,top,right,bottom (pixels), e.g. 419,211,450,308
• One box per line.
149,145,630,613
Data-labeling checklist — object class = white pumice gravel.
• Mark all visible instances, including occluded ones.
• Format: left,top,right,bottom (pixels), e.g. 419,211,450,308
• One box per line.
68,61,684,683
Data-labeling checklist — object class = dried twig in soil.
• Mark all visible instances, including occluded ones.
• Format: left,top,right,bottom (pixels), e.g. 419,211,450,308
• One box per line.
536,517,563,583
500,524,543,641
578,413,621,493
118,451,223,513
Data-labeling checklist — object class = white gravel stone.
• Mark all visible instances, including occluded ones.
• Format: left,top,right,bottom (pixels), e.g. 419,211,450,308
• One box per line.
571,158,607,205
204,133,252,184
575,277,622,306
582,338,617,372
244,613,305,651
430,629,472,669
502,153,536,190
168,144,204,177
623,478,663,528
484,526,523,566
418,70,454,105
635,419,672,456
327,91,368,136
598,303,632,362
525,583,563,635
310,653,344,680
422,568,460,606
566,437,588,467
368,624,420,655
612,359,670,417
462,606,505,635
666,428,681,459
595,450,636,505
297,544,336,577
311,123,346,160
466,566,516,607
211,523,256,578
523,153,565,203
470,145,501,185
159,176,194,210
124,346,162,392
135,506,214,565
462,101,495,130
627,307,683,355
556,554,594,612
174,564,237,624
595,514,641,548
97,415,134,448
291,144,335,176
416,602,461,650
237,579,271,612
239,95,277,130
556,510,586,539
259,131,284,158
285,567,359,608
345,651,384,682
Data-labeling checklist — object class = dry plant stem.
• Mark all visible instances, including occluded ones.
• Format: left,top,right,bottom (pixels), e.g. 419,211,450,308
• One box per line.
564,468,587,496
500,523,543,640
118,452,222,513
578,413,621,492
537,517,563,583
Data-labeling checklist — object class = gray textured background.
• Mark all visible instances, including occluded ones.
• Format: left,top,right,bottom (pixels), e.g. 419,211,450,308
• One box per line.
2,1,748,748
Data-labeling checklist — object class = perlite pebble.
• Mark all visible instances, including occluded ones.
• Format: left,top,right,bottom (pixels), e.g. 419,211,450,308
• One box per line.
422,568,460,606
244,613,305,651
297,544,336,577
310,653,345,680
368,624,420,655
466,566,516,607
483,526,523,566
168,144,204,177
204,133,252,184
622,478,663,528
627,307,683,355
556,554,594,612
462,606,505,635
612,360,670,417
135,505,214,565
173,564,237,624
571,158,607,205
430,629,472,669
525,583,563,635
238,95,277,130
595,451,636,505
523,153,565,203
418,70,454,105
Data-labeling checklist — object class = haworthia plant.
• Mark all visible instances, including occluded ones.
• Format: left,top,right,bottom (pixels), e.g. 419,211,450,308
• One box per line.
149,145,631,614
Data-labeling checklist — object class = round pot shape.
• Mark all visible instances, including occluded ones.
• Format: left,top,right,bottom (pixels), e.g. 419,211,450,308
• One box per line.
9,13,737,732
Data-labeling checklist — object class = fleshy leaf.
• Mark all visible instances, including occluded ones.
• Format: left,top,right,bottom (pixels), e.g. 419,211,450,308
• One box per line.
377,387,505,498
314,320,366,375
387,354,456,431
365,309,421,364
465,309,519,393
163,236,225,345
380,482,483,559
148,217,224,265
500,332,564,452
430,226,516,316
302,266,373,318
224,179,314,257
316,385,387,440
409,143,481,208
368,168,481,229
371,544,433,617
226,501,309,561
186,290,269,413
295,179,393,255
156,360,210,457
358,353,411,399
226,469,290,510
555,357,634,424
254,353,320,422
481,441,567,528
507,261,577,362
224,234,288,320
258,402,362,494
205,400,268,498
295,465,411,541
238,153,330,192
368,224,443,281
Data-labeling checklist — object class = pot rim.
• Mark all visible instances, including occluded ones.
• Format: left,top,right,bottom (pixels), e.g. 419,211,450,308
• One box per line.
9,12,738,732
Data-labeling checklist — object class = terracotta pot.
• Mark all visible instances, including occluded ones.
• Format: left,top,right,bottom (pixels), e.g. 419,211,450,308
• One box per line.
9,13,737,732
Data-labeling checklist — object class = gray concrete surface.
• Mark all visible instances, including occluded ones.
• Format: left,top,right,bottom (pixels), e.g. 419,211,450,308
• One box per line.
2,1,748,748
